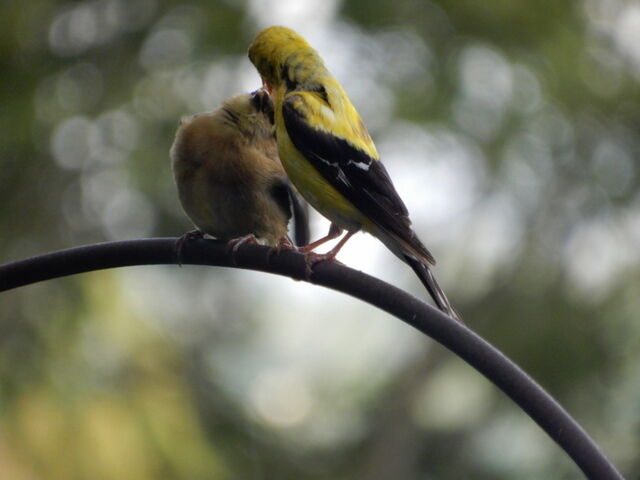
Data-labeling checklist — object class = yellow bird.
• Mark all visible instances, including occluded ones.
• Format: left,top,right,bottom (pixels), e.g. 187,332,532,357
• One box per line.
248,26,459,320
171,89,309,251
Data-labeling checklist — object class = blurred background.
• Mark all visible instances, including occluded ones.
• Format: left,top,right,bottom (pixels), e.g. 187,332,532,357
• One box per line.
1,0,639,478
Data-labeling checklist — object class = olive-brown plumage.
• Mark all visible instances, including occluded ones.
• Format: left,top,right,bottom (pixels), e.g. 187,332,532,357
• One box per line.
171,90,308,246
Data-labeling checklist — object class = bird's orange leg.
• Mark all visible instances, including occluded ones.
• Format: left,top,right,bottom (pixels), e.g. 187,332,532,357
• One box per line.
298,223,343,253
226,234,259,265
303,230,357,279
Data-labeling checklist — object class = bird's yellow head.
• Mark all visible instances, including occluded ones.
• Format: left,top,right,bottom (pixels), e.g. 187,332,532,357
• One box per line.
248,26,327,93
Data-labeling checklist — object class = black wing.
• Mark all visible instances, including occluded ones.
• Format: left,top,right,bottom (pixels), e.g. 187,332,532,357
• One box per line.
283,95,423,252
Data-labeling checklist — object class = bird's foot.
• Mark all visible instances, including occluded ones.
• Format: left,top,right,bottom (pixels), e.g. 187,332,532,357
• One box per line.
298,223,343,254
266,236,298,263
175,229,204,266
226,234,259,265
303,251,344,280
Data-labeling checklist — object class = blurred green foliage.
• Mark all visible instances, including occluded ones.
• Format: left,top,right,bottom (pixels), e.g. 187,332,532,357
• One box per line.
1,0,639,478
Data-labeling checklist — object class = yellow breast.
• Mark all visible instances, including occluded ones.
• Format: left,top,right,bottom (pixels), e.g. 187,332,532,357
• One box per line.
277,131,368,232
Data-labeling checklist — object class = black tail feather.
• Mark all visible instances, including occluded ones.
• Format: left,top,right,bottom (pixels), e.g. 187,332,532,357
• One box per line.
405,256,462,322
287,184,310,247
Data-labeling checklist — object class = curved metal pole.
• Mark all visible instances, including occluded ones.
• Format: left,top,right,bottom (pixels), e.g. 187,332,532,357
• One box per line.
0,238,625,480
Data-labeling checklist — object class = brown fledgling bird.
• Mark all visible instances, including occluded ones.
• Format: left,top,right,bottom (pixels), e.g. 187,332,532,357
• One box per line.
170,89,309,250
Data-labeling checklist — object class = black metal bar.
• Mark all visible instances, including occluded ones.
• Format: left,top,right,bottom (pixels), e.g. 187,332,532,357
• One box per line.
0,238,625,480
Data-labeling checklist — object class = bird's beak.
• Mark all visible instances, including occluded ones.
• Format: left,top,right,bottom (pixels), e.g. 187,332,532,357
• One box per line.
262,77,273,94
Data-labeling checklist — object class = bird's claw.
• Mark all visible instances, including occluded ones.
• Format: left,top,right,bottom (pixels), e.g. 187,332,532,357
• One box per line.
303,251,344,280
266,236,298,263
226,234,259,265
175,229,205,266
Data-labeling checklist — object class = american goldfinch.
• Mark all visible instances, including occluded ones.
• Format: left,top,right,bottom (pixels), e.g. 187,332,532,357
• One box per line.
248,26,459,320
170,89,309,251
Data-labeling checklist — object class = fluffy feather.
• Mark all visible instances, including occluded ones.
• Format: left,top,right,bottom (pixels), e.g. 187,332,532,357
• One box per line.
171,90,308,246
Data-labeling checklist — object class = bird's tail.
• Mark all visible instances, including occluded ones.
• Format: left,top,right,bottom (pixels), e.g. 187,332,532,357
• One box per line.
405,256,462,322
371,226,461,321
287,183,310,247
